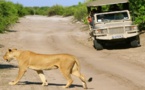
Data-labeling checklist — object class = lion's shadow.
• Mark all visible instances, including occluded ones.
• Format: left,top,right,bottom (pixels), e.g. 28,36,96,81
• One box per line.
21,81,83,88
0,64,17,69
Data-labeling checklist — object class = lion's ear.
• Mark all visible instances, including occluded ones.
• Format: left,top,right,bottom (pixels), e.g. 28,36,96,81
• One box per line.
8,49,12,52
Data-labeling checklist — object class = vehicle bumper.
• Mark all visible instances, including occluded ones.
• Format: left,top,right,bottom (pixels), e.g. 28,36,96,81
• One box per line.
94,31,139,40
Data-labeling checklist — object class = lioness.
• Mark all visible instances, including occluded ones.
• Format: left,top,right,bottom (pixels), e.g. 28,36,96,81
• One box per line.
3,48,89,89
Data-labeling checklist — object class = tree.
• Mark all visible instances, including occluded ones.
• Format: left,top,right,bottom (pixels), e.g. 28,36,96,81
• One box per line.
130,0,145,30
0,1,18,32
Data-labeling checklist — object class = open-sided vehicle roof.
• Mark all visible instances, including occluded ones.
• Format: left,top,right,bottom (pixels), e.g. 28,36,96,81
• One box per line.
87,0,128,7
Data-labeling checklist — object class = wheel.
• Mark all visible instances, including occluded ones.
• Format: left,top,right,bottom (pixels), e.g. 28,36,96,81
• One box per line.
93,39,103,50
130,36,140,47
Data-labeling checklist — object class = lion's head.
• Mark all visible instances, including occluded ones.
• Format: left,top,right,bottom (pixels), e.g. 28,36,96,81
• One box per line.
3,48,18,62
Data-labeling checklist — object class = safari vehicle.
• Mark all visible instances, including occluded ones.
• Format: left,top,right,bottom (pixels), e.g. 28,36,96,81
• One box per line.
87,0,140,50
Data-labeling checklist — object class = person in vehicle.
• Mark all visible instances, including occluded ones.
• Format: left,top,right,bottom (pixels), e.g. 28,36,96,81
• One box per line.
87,16,94,28
109,4,120,11
88,6,102,29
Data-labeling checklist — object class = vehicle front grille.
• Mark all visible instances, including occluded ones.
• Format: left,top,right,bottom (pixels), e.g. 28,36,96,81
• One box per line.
109,27,124,34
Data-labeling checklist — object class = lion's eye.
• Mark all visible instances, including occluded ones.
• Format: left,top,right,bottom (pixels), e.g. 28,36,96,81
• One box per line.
8,49,12,52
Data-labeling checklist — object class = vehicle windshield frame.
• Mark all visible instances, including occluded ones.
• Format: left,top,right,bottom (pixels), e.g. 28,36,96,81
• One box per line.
94,10,130,23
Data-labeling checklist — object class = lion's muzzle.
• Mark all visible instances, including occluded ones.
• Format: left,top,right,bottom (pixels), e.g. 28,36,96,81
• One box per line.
3,56,11,62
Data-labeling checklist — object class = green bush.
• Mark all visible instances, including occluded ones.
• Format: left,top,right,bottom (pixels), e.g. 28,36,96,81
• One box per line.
74,3,87,22
37,7,50,15
48,5,64,16
47,2,87,21
0,1,29,33
62,6,75,17
0,1,18,32
129,0,145,30
15,3,28,17
24,7,36,15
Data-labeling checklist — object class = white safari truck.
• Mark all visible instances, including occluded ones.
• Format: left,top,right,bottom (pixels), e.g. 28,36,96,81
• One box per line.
87,0,140,50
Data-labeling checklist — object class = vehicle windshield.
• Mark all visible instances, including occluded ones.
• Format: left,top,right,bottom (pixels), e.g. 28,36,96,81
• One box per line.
96,11,129,23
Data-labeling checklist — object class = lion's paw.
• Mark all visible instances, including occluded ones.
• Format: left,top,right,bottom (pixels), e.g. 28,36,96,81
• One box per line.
42,82,48,86
9,81,16,85
62,86,68,88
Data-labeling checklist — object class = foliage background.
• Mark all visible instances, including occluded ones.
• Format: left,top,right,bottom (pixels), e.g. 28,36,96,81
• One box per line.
0,1,28,33
130,0,145,30
0,0,145,32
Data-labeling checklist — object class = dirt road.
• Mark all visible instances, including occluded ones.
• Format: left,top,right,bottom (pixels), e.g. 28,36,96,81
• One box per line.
1,15,145,90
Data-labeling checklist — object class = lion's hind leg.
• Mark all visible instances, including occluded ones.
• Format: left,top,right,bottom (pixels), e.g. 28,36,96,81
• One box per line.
72,69,88,89
59,68,73,88
36,70,48,86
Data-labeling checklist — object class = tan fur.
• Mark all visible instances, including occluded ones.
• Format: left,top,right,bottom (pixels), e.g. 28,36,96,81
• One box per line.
3,48,88,89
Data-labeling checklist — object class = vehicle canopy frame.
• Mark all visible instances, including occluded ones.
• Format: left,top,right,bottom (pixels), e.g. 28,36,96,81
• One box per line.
87,0,129,13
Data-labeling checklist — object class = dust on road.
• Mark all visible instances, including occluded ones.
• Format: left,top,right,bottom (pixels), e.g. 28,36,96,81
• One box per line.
0,15,145,90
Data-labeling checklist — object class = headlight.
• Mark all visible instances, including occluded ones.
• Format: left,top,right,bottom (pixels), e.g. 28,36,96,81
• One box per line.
131,26,138,30
95,29,107,34
125,26,138,31
125,26,131,31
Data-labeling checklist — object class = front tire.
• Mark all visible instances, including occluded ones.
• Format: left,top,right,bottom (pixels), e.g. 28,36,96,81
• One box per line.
130,35,140,47
93,39,103,50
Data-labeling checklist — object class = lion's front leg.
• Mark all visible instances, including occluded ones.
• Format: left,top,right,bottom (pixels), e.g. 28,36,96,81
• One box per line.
36,70,48,86
9,67,27,85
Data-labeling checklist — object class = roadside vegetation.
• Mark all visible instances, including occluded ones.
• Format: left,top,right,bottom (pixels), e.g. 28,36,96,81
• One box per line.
0,0,145,33
130,0,145,30
0,1,27,33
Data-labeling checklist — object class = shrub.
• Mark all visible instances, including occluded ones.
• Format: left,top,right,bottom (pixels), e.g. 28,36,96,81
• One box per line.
74,3,87,22
48,5,64,16
129,0,145,30
0,1,18,32
15,3,28,17
62,6,75,17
